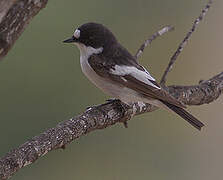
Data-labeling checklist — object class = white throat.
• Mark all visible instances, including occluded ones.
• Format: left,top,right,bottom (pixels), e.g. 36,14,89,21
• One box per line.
75,43,103,60
75,43,104,90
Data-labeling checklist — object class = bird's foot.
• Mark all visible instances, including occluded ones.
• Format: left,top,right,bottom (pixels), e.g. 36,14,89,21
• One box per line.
86,99,120,110
87,99,131,128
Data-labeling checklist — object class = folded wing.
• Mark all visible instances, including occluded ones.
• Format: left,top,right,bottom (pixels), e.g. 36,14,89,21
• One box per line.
88,54,185,108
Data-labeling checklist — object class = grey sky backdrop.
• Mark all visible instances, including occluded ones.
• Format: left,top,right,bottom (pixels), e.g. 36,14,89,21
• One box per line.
0,0,223,179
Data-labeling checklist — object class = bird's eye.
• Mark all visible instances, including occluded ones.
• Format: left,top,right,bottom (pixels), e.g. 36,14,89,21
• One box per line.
73,29,80,39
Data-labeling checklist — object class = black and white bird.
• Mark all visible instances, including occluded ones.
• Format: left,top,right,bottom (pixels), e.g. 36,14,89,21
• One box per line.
63,22,204,130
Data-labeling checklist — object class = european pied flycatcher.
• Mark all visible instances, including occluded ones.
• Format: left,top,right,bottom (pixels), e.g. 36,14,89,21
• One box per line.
63,22,204,130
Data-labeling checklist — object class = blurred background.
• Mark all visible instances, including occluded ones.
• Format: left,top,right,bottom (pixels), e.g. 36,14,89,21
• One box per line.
0,0,223,179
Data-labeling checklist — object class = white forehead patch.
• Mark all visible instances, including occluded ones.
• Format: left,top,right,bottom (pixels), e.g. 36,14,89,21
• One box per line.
73,29,80,39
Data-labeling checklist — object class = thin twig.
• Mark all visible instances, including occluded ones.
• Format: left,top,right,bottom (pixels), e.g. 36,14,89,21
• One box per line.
134,25,174,59
160,0,213,85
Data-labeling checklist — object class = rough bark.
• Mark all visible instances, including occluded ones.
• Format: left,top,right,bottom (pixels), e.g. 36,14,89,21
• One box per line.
0,0,48,60
0,72,222,179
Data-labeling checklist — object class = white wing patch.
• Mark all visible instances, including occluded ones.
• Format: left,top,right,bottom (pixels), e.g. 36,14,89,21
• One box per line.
110,65,160,89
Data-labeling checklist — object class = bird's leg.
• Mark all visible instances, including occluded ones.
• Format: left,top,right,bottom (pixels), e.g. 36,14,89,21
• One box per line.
104,99,131,128
86,98,120,110
87,98,131,128
106,98,120,103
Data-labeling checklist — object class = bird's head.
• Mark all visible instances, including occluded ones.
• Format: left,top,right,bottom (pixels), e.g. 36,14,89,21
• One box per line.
63,22,117,50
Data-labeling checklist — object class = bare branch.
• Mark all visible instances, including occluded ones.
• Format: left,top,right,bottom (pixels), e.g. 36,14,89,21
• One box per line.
0,71,223,179
0,0,48,61
160,0,213,85
167,72,223,105
135,25,174,59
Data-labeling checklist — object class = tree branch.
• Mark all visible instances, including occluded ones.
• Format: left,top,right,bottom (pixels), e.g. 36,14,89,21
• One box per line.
0,71,223,179
0,0,48,61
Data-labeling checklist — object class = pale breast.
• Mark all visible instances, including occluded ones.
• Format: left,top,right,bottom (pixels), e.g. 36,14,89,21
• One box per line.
77,43,145,103
80,55,120,96
80,55,145,104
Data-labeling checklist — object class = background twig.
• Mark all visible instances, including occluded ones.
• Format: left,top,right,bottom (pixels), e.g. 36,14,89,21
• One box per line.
135,25,174,59
160,0,213,85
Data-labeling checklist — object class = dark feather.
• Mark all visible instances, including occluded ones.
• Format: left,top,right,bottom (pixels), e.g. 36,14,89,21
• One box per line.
87,43,205,130
88,53,186,108
161,100,204,130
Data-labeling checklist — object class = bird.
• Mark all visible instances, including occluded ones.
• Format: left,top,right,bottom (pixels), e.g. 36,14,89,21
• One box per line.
63,22,204,130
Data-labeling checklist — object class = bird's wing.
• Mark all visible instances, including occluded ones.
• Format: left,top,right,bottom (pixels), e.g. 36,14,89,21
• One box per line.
88,54,186,108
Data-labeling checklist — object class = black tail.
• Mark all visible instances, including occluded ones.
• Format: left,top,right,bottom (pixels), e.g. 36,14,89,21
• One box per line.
161,100,204,130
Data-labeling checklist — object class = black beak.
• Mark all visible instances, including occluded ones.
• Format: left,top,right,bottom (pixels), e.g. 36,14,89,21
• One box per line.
63,36,77,43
